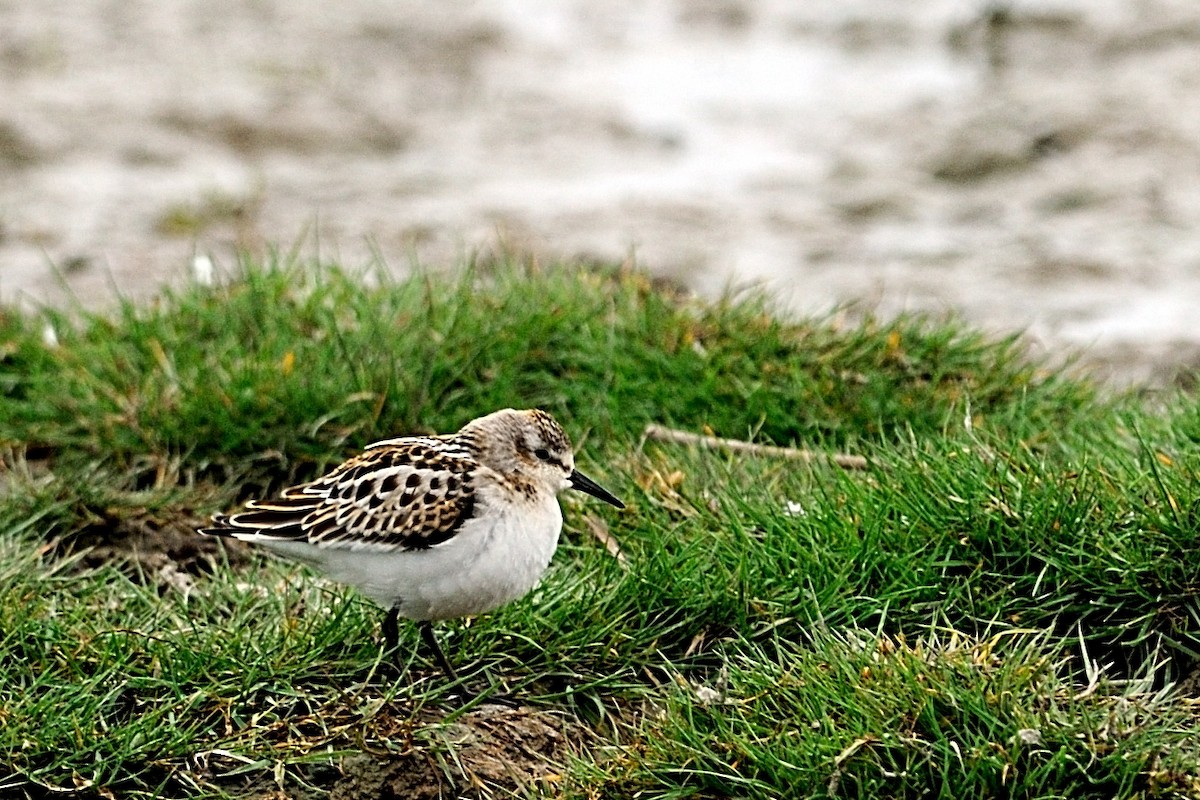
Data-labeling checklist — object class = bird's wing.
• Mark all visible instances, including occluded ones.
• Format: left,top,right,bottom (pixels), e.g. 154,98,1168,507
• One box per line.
202,439,478,551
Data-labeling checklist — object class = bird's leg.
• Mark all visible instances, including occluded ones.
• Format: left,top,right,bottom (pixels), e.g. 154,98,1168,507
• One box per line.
382,606,401,653
416,622,520,707
419,621,460,683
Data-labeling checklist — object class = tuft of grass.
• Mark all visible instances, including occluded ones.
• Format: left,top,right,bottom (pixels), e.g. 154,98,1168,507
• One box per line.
1,259,1094,483
587,629,1200,799
0,258,1197,798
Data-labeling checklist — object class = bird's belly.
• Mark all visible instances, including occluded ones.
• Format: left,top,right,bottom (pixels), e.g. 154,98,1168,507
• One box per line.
315,504,562,621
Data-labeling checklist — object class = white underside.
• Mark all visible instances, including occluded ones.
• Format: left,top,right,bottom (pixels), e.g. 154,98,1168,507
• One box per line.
250,497,564,621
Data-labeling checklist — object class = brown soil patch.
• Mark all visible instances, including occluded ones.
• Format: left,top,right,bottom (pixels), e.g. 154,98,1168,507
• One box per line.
62,508,251,590
1177,661,1200,699
329,703,572,800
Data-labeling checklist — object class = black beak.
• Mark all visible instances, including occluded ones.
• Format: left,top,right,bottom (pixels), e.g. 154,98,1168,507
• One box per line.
569,469,625,509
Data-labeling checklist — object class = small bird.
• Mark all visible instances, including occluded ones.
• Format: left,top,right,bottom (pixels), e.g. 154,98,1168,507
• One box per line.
200,408,624,680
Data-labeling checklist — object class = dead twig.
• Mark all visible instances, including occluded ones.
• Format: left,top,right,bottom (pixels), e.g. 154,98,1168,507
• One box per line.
584,514,628,569
642,424,868,470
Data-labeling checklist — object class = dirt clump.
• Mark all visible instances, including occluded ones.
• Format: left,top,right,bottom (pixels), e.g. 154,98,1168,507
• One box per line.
63,508,251,591
330,704,571,800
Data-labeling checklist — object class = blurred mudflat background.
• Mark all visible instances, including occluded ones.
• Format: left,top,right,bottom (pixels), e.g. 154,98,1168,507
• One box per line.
2,0,1199,384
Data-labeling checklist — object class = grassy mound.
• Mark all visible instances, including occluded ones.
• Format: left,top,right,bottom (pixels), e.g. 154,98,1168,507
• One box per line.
0,260,1196,798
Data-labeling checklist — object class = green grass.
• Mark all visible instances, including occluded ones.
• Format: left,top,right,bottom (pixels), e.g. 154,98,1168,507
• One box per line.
0,259,1197,798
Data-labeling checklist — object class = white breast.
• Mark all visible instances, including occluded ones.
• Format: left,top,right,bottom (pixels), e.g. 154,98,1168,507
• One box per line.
273,495,565,621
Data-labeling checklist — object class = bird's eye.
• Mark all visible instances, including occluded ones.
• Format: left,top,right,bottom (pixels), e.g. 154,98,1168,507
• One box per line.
534,448,551,461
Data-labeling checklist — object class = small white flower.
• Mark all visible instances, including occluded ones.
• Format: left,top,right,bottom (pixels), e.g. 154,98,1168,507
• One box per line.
1016,728,1041,745
784,500,805,517
692,664,729,705
192,253,215,286
41,322,58,348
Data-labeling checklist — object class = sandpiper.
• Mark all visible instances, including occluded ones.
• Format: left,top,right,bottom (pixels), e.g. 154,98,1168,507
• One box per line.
200,408,624,680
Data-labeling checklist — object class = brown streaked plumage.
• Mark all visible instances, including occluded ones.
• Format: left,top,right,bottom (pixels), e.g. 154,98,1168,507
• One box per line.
206,438,479,550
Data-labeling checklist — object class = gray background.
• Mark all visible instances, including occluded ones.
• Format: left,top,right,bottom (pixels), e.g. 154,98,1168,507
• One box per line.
3,0,1199,385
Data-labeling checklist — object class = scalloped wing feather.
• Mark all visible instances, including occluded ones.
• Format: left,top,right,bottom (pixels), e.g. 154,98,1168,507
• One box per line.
204,439,478,551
